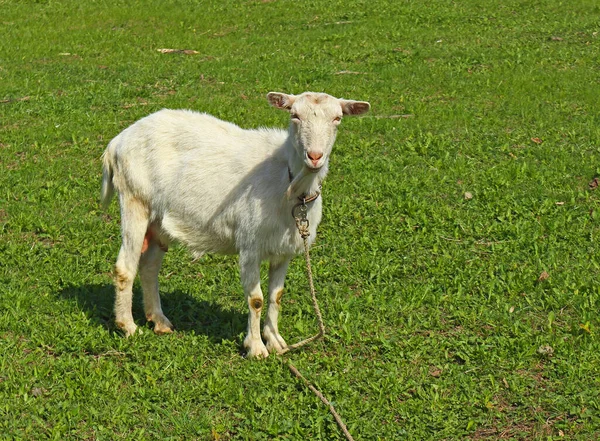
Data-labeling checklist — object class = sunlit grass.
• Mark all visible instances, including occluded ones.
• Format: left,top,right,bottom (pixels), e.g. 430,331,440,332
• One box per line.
1,0,600,439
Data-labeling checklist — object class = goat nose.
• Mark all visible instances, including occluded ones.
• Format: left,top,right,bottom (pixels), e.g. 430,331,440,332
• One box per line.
307,152,323,166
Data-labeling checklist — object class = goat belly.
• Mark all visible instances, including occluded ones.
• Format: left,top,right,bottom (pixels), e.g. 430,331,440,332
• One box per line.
160,213,238,255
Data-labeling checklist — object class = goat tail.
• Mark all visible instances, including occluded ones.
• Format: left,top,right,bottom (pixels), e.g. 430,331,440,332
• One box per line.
100,141,116,209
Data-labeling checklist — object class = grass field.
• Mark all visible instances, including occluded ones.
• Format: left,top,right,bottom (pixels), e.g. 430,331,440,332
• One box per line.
2,0,600,439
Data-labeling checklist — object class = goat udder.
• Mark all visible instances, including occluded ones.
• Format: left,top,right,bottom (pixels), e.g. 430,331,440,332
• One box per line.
141,229,168,253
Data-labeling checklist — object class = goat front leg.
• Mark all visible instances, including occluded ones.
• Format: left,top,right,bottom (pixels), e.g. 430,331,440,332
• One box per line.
263,257,291,354
240,252,269,359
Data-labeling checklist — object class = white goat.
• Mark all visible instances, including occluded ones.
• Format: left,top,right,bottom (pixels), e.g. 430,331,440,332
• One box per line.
101,91,370,358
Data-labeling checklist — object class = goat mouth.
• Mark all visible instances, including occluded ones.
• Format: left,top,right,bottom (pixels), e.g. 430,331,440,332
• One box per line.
305,163,322,173
304,155,325,172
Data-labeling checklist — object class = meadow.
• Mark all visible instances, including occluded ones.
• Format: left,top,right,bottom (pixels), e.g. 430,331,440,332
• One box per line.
1,0,600,439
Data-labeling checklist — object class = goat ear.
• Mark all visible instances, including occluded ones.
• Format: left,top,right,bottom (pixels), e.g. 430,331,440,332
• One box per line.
267,92,296,110
340,100,371,116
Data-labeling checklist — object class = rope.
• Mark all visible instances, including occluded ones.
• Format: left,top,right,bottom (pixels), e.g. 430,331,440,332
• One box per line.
286,361,355,441
280,236,325,352
280,211,355,441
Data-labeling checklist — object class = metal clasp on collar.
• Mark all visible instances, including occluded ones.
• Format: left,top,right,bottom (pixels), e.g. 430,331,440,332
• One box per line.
292,201,310,239
292,186,321,239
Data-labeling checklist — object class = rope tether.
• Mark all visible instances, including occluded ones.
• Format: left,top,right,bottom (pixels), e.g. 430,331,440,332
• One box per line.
282,197,355,441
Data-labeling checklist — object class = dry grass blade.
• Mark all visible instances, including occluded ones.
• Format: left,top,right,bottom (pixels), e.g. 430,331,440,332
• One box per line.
157,48,199,54
1,96,30,104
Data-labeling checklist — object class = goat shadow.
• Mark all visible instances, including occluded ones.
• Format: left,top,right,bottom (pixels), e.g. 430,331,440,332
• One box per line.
58,283,246,343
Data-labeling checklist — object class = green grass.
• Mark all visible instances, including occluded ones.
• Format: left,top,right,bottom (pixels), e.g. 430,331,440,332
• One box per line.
1,0,600,439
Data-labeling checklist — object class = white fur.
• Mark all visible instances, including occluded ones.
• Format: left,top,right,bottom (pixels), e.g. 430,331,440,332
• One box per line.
101,91,370,358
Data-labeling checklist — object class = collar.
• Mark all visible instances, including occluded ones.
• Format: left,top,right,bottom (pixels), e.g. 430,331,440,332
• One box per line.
288,166,322,204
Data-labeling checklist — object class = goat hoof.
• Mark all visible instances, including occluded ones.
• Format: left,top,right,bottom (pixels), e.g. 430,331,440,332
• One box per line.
154,317,174,335
148,313,174,335
153,323,174,335
266,340,288,355
264,330,288,354
244,340,269,359
263,326,288,354
116,321,138,337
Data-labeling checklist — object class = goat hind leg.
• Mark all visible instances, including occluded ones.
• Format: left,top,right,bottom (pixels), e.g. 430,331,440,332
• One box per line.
139,239,173,335
114,197,148,337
